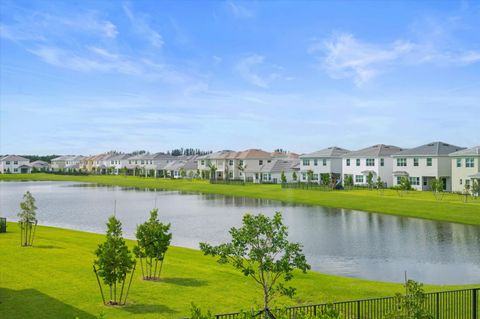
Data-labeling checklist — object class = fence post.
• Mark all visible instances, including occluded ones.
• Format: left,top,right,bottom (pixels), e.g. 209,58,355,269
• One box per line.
357,300,360,319
436,292,439,319
473,289,478,319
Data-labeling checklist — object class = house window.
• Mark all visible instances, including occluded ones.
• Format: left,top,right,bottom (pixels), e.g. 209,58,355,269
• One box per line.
460,179,463,185
466,179,471,186
14,161,18,165
201,160,205,165
229,172,233,178
259,160,263,165
427,158,432,166
129,160,132,164
239,160,244,166
380,158,384,166
302,159,310,166
302,173,306,180
267,160,271,163
141,160,144,165
356,159,360,166
323,159,327,166
366,159,375,166
14,168,18,172
396,176,402,184
6,161,10,165
355,175,364,183
414,158,419,167
314,159,318,166
409,177,420,186
456,158,462,167
397,158,407,167
346,159,350,166
466,157,475,168
313,174,319,180
229,160,233,166
423,178,428,186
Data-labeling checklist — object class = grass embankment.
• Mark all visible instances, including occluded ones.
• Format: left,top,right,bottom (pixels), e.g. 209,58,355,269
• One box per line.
1,173,480,225
0,223,474,319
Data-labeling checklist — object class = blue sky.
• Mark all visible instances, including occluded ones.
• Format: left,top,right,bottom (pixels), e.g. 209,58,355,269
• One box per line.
1,0,479,155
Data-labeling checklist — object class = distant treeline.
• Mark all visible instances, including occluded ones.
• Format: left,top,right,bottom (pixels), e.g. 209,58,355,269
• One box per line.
21,155,60,163
167,148,212,156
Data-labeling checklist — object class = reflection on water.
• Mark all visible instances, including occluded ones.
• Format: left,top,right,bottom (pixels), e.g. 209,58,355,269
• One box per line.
1,181,480,284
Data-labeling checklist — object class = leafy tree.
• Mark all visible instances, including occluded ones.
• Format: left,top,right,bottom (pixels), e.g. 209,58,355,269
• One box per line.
94,216,136,305
385,280,433,319
430,178,444,200
18,191,38,246
306,170,314,183
376,176,384,195
292,171,297,182
321,174,330,186
237,162,248,182
462,183,471,203
472,179,480,198
397,177,412,197
134,209,172,281
180,168,187,178
344,175,353,189
366,172,374,190
280,171,287,184
200,212,310,310
207,162,217,180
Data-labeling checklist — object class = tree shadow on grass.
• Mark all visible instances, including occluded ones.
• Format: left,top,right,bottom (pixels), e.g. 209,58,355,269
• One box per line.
161,277,208,287
122,303,177,315
33,245,64,249
0,288,96,319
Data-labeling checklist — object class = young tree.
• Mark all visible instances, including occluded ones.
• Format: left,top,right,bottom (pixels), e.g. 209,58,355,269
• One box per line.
398,177,411,197
306,170,314,183
472,179,480,198
366,172,374,190
237,162,248,182
180,168,187,179
200,212,310,311
280,171,287,184
134,209,172,281
385,280,433,319
207,163,217,181
18,191,38,246
292,171,297,182
93,216,136,305
321,174,330,187
431,178,444,200
376,176,384,195
344,175,353,190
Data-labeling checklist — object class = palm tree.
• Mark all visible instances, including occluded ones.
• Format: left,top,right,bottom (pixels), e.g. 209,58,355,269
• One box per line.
237,162,248,182
207,162,217,180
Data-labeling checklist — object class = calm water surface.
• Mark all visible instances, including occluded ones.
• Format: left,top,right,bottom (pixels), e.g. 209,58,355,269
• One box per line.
1,181,480,284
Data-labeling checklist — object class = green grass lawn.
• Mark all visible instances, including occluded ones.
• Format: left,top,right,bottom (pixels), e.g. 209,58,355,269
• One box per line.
1,173,480,225
0,223,476,319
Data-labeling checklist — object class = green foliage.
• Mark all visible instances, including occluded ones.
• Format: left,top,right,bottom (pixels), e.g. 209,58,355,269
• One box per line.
384,280,433,319
430,178,444,200
207,163,217,180
200,212,310,309
366,172,374,189
281,171,287,184
344,175,353,188
321,174,330,186
472,179,480,197
134,209,172,280
18,191,37,224
292,171,297,181
94,216,135,305
190,303,215,319
307,170,314,183
180,168,187,178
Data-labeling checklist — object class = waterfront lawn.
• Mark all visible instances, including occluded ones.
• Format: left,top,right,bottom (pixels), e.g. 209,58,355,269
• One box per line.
1,173,480,225
0,223,474,319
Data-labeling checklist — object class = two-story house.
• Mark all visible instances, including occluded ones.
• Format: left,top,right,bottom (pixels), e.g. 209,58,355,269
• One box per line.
391,141,464,191
449,146,480,193
299,146,349,183
342,144,403,187
0,155,31,174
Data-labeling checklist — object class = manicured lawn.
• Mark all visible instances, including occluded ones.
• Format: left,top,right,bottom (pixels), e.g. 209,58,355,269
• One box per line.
0,223,475,319
1,173,480,225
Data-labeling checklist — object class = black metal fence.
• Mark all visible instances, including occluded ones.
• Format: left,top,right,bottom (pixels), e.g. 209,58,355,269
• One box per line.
0,217,6,233
213,288,480,319
209,179,246,185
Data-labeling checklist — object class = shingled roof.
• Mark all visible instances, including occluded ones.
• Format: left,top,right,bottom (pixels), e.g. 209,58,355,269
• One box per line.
392,141,465,157
343,144,403,157
300,146,350,158
449,146,480,156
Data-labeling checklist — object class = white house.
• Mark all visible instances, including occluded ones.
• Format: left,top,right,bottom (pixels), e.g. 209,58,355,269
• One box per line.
254,159,300,183
0,155,31,174
392,142,464,191
449,146,480,193
197,150,238,180
299,146,349,183
164,155,199,178
51,155,84,172
31,160,50,172
126,153,176,177
342,144,403,187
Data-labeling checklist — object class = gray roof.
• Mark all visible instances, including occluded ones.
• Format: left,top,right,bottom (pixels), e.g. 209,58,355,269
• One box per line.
393,141,465,157
0,155,29,162
31,160,49,167
449,146,480,156
344,144,403,157
256,159,299,173
164,155,198,171
107,154,131,161
300,146,350,158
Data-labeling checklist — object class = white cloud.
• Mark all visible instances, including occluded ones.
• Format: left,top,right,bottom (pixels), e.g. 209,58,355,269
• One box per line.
234,54,283,88
313,33,413,86
226,1,254,18
122,3,164,48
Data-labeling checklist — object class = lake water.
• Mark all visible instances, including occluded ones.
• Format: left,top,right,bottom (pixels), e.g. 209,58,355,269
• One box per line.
1,181,480,284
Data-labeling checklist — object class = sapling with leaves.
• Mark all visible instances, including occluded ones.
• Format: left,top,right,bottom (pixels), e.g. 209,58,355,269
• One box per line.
366,172,374,190
134,208,172,281
376,176,384,195
385,280,433,319
200,212,310,311
280,171,287,184
431,178,444,200
18,191,38,246
93,216,136,306
292,171,297,182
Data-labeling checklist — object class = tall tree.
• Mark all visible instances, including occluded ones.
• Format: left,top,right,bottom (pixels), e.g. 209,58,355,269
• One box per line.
207,163,217,180
18,191,38,246
134,209,172,281
366,172,374,190
200,212,310,311
94,216,136,305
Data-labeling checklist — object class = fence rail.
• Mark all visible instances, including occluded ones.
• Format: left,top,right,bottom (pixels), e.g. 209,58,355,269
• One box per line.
213,288,480,319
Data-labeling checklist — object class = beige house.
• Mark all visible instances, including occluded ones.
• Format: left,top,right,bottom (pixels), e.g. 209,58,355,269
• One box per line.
449,146,480,193
0,155,31,174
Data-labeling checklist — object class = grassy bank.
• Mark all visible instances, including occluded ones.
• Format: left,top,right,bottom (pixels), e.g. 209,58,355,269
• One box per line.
0,223,475,319
1,173,480,225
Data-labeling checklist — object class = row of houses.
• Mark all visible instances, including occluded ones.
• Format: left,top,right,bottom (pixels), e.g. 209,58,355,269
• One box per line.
1,141,479,192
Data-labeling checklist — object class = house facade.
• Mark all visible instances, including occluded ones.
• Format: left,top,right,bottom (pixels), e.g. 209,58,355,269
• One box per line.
0,155,31,174
51,155,84,172
342,144,403,187
449,146,480,193
31,160,50,172
392,142,465,191
299,146,349,183
255,158,300,183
